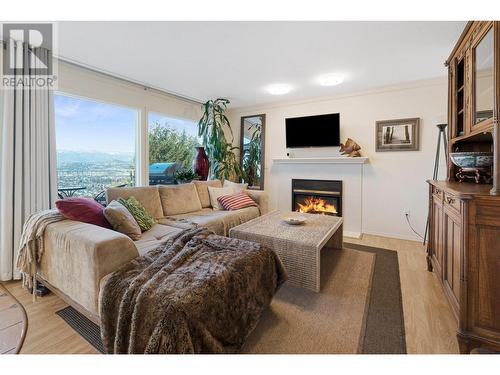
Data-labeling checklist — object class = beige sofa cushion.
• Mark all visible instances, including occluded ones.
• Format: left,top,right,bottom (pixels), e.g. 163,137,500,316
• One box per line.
40,220,138,319
158,183,203,216
245,190,268,215
106,186,163,219
104,201,142,241
193,180,222,208
134,224,183,256
160,206,260,236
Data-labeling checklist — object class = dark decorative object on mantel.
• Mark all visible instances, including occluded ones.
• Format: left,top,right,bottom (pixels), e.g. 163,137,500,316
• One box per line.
340,138,361,157
192,146,209,180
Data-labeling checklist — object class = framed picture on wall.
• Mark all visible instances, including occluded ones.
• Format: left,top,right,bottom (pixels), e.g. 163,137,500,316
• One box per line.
375,117,420,152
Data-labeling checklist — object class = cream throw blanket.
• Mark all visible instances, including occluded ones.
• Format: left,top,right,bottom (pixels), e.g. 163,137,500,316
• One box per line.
16,209,65,300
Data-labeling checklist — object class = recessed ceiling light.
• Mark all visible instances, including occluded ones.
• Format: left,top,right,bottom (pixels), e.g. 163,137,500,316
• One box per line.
266,83,292,95
318,74,344,86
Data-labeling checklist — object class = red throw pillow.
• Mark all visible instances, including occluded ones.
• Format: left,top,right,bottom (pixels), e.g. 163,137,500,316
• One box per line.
217,191,258,211
55,197,112,229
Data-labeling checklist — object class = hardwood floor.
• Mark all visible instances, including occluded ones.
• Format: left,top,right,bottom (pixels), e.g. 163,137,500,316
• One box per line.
2,281,97,354
0,284,27,353
2,234,459,354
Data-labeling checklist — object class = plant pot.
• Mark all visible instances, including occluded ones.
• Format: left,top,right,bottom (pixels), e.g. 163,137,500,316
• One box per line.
193,146,209,181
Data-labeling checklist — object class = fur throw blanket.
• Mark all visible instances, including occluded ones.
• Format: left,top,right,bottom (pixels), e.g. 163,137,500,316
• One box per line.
100,227,287,354
16,209,65,297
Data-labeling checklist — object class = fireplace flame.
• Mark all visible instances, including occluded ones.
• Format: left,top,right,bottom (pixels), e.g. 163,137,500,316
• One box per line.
297,197,338,215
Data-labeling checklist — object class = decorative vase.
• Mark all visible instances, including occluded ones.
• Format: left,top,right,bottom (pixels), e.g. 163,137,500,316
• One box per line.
193,146,209,181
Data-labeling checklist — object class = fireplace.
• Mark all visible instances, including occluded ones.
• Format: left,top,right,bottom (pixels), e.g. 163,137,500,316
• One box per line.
292,179,342,216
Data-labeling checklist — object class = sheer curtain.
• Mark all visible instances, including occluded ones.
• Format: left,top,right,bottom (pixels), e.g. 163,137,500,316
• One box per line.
0,40,57,281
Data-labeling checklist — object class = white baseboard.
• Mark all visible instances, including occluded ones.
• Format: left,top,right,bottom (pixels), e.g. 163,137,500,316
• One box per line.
362,230,424,243
342,230,423,243
343,230,362,239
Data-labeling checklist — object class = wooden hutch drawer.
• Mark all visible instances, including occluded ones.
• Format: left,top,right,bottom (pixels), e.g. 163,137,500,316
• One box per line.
432,186,444,202
444,193,461,214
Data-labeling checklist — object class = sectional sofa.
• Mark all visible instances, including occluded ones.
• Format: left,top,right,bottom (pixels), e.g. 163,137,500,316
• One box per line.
37,180,268,323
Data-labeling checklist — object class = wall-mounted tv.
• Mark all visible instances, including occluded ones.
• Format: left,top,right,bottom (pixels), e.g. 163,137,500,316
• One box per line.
285,113,340,148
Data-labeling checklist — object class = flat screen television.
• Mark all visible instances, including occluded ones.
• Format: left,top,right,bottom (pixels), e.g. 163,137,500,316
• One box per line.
285,113,340,148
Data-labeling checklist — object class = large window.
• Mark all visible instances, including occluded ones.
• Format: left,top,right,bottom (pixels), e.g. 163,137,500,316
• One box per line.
148,112,200,185
55,94,138,198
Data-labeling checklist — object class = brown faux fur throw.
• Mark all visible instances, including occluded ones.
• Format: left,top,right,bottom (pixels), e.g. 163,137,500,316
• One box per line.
99,227,287,354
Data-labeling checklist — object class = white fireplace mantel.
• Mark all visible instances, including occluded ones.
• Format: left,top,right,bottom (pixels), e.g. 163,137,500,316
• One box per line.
272,156,369,165
270,155,367,239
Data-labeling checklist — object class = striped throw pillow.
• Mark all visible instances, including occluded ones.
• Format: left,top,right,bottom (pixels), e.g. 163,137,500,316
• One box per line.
217,191,258,211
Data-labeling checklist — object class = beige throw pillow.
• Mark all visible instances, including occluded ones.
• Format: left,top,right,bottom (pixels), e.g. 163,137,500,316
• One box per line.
193,180,222,208
207,186,234,210
223,180,248,192
104,200,142,241
158,183,203,216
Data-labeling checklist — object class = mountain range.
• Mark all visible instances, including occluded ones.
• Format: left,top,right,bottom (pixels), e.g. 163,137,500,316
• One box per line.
57,150,134,165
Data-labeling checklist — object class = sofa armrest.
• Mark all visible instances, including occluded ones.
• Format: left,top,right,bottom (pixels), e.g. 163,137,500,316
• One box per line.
245,190,269,215
39,220,139,317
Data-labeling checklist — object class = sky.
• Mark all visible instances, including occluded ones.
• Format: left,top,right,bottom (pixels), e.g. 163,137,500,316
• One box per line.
55,94,199,153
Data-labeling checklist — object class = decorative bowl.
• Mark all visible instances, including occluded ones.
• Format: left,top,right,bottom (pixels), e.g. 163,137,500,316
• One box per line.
283,216,306,225
449,152,493,169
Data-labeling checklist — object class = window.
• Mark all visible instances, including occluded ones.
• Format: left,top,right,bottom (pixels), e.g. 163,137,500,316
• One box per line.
148,112,200,185
55,94,138,199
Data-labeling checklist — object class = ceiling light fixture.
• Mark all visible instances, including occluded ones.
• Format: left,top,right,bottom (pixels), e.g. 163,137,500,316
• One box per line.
266,83,292,95
318,73,344,86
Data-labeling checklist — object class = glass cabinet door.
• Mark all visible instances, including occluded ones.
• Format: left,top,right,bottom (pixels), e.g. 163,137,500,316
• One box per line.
474,27,494,126
454,57,465,137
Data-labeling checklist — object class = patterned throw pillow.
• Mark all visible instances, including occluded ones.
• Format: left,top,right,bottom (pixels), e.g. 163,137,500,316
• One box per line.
117,196,156,232
217,191,258,211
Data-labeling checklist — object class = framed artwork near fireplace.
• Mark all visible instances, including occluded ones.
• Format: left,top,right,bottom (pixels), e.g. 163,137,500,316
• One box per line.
375,117,420,152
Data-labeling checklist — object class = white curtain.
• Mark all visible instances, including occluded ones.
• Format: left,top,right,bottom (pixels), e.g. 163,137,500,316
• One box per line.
0,40,57,281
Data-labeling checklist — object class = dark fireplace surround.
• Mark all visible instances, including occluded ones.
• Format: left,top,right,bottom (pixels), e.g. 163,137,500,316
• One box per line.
292,179,343,216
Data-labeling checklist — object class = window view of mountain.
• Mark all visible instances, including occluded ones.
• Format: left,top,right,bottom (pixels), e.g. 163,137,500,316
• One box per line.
55,94,138,197
55,95,199,197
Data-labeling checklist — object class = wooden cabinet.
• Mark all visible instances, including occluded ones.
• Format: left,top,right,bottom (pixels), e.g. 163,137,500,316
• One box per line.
442,204,462,317
428,20,500,353
445,21,500,192
427,181,500,353
429,186,444,279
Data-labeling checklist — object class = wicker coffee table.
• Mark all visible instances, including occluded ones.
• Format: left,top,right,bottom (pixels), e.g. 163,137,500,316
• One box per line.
229,210,343,292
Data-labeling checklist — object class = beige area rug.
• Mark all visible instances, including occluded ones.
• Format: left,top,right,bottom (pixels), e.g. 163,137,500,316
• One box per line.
55,244,405,354
243,247,375,354
0,283,28,354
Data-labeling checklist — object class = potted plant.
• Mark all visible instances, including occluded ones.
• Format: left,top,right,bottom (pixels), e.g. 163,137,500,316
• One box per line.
174,168,200,184
198,98,241,182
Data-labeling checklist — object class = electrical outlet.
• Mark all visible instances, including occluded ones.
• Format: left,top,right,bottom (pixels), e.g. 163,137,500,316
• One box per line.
404,208,410,216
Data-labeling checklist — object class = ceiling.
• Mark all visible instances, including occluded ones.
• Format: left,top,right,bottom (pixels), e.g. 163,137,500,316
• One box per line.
57,21,466,108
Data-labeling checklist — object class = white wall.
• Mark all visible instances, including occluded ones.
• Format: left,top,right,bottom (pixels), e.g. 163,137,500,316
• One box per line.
56,61,203,186
228,78,448,241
